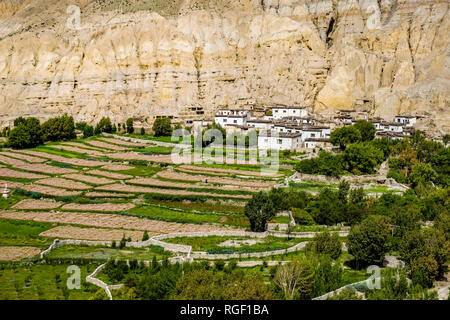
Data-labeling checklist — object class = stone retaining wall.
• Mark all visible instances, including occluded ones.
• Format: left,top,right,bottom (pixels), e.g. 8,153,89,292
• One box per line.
86,263,113,300
40,230,348,261
312,280,367,300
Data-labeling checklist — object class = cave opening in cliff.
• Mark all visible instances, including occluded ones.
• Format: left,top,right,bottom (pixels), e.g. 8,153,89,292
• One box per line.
326,18,335,45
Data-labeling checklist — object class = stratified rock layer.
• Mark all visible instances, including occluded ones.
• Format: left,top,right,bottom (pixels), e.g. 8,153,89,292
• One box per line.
0,0,448,135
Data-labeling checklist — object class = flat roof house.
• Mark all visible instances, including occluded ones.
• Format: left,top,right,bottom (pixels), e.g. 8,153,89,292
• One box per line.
375,131,405,140
258,131,302,151
247,118,274,130
214,109,249,128
272,105,308,120
394,115,417,127
383,122,404,133
303,138,332,150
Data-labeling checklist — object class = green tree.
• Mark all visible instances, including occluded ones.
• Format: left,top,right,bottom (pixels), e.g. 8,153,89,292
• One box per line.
399,228,449,280
330,126,362,150
366,268,408,300
76,121,88,132
140,127,145,135
410,255,439,288
7,117,43,149
119,235,127,249
354,120,376,141
244,192,276,232
370,137,392,159
95,117,112,134
83,125,94,138
347,215,391,268
174,270,272,300
431,148,449,187
142,231,149,241
126,118,134,134
274,258,315,300
292,208,315,225
41,114,76,142
152,117,172,137
443,134,450,145
199,122,226,148
307,231,342,259
343,142,384,174
408,163,438,190
311,255,343,297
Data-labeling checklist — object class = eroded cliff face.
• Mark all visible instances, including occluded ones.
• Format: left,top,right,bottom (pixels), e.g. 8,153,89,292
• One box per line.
0,0,448,135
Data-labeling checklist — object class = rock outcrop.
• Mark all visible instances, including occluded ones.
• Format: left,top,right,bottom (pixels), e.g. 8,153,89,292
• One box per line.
0,0,448,135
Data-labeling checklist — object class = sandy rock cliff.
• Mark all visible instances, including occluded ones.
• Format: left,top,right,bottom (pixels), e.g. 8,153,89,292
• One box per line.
0,0,448,135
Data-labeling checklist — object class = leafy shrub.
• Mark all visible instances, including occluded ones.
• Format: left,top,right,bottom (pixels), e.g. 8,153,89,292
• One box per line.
7,117,43,149
41,114,76,142
306,231,342,259
292,208,315,225
152,117,172,137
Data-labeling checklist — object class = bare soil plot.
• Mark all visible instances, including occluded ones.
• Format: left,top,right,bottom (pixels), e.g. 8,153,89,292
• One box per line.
0,210,233,233
0,179,24,189
62,142,104,151
48,145,104,156
22,184,82,197
84,192,135,198
179,165,284,178
18,150,105,167
0,151,46,163
87,169,132,180
176,167,229,176
99,137,149,147
0,167,48,179
95,183,252,199
39,225,148,241
127,177,259,192
36,178,91,190
62,173,114,185
0,154,27,166
0,246,41,261
61,203,135,212
108,152,174,163
15,163,76,175
12,199,63,210
85,140,129,151
158,170,276,188
100,164,134,171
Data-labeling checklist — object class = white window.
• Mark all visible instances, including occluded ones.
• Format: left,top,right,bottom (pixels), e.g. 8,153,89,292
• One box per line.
223,118,227,123
277,139,282,144
233,120,237,124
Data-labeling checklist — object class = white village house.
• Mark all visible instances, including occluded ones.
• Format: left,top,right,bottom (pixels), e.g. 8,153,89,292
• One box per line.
258,131,302,151
394,115,417,127
214,109,249,127
271,105,308,120
247,118,274,130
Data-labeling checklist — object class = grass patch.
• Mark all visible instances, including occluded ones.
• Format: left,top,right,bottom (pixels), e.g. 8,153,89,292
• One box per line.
0,219,55,248
165,235,305,254
45,244,172,261
0,263,98,300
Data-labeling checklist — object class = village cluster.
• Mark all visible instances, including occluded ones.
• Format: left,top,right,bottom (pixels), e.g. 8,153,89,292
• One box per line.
190,99,420,151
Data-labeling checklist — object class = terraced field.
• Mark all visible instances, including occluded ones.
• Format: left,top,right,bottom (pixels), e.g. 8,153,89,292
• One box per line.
0,134,293,267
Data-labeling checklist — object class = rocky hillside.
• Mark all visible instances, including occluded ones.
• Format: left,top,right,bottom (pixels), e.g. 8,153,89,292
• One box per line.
0,0,448,135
